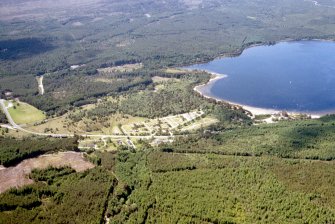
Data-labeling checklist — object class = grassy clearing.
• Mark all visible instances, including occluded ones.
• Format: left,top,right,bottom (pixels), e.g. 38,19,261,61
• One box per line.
94,77,115,83
28,116,71,134
153,84,165,92
7,101,45,125
164,68,188,74
180,116,219,132
29,109,147,135
97,63,143,74
152,76,180,92
152,76,180,83
78,137,120,151
1,127,32,138
97,114,147,135
120,110,205,136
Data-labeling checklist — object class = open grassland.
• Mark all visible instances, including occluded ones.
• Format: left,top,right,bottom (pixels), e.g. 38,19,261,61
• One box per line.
27,115,72,134
97,63,143,74
29,105,206,136
121,110,205,136
8,101,45,125
29,110,146,135
152,75,180,83
164,68,188,74
87,114,147,135
0,127,32,138
180,116,219,132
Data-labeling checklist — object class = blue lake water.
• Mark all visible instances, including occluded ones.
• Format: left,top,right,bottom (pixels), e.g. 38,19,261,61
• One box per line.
187,41,335,114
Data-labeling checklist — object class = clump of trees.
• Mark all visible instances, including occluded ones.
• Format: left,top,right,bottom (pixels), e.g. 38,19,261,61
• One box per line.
29,166,75,184
0,167,116,224
0,69,152,117
0,110,8,124
165,115,335,160
0,137,79,167
67,72,251,130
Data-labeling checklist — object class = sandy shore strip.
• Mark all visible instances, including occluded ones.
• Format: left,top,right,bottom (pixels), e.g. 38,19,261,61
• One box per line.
194,71,228,91
192,70,322,118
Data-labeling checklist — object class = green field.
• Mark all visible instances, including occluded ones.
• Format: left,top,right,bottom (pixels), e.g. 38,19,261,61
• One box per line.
7,101,46,124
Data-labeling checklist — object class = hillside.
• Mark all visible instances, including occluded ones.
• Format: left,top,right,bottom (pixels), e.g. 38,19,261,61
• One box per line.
1,116,335,223
1,0,335,76
1,0,335,223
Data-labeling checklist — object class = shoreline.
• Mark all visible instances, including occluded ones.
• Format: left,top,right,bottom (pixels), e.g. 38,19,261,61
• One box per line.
192,70,322,118
183,39,335,118
182,38,335,68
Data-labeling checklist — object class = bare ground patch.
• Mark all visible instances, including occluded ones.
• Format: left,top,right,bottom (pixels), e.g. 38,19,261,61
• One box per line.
152,76,180,83
0,151,94,193
98,63,143,74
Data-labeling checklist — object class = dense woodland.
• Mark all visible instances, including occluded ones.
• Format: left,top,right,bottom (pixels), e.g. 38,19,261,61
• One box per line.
7,70,152,116
109,151,335,223
0,137,78,167
1,115,335,223
0,167,115,224
1,0,335,75
167,115,335,160
67,72,251,130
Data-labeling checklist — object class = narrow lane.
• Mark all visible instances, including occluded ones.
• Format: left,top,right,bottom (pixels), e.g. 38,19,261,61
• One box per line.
0,99,173,140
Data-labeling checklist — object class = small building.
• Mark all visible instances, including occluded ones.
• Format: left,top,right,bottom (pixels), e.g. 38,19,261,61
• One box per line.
3,91,13,100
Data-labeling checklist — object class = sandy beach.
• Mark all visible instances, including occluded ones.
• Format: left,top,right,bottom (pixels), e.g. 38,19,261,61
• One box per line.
193,70,322,118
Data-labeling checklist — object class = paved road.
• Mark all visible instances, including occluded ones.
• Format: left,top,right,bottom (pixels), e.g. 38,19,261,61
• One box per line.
0,99,72,138
0,99,172,140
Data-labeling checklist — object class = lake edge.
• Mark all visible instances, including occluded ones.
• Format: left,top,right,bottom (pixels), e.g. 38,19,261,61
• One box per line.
185,40,335,117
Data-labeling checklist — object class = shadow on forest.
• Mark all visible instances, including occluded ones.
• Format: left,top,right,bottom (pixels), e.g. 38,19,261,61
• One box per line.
280,117,335,153
0,38,55,60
